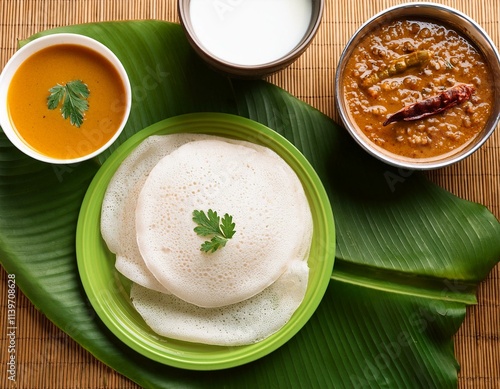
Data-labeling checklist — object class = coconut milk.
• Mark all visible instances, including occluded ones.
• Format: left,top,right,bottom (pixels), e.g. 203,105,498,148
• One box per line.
189,0,312,66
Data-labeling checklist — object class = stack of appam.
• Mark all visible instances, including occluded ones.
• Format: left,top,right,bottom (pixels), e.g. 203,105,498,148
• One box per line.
101,133,313,346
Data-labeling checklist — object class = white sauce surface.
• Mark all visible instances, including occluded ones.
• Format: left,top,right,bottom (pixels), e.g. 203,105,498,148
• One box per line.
190,0,312,66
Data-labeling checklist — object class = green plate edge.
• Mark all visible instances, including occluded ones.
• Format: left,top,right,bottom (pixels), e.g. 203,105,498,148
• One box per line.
75,112,336,371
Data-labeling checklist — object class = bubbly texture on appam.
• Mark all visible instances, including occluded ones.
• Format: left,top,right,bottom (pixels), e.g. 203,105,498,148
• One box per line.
135,139,313,308
130,259,309,346
101,134,215,292
100,133,314,346
100,133,301,293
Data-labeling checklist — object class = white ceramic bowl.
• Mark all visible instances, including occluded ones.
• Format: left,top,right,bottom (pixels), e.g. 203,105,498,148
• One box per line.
0,33,132,164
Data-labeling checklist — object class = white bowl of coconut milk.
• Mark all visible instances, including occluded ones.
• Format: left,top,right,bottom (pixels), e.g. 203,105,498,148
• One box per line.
178,0,324,78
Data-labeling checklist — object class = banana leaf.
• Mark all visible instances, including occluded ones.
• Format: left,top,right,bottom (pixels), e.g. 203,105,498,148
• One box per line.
1,21,499,388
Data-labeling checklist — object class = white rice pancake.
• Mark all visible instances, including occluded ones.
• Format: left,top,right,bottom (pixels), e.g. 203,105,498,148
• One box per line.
135,138,313,308
100,133,302,293
130,259,309,346
101,134,215,292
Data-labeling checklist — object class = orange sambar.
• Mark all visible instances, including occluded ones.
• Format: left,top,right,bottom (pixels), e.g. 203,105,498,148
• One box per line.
7,44,128,160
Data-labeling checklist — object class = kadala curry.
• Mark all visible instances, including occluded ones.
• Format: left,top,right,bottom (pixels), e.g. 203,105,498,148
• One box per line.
342,18,493,159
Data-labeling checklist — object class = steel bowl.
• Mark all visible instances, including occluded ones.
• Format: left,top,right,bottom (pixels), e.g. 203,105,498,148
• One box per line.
335,2,500,170
178,0,324,78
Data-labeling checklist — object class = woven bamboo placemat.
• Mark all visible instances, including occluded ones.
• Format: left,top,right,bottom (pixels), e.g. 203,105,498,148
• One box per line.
0,1,498,388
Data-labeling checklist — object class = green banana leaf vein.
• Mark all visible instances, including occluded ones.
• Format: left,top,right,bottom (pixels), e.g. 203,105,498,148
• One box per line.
1,21,499,388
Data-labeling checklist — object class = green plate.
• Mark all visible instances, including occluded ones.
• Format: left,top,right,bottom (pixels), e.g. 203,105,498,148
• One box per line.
76,112,335,370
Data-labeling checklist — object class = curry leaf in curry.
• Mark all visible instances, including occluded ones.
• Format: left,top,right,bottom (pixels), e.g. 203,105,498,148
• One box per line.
193,209,236,253
47,80,89,128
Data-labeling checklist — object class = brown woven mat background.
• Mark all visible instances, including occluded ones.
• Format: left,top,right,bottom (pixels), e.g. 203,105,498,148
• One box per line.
0,0,498,388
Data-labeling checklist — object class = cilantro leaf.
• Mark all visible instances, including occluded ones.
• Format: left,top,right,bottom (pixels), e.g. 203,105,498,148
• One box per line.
220,213,236,239
200,236,227,254
47,80,89,128
47,85,65,110
192,209,236,253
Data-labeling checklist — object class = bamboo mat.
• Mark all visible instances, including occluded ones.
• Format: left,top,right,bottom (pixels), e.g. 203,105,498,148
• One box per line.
0,0,498,388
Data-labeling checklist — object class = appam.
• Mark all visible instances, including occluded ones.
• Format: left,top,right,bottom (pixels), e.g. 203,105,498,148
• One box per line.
135,138,313,308
130,259,309,346
101,134,213,292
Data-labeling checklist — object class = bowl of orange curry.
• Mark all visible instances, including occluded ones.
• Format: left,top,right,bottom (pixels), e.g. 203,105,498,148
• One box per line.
0,33,131,164
335,2,500,170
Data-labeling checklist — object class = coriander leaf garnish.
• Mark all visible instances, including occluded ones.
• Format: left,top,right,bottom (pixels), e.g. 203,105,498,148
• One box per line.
47,80,89,128
193,209,236,253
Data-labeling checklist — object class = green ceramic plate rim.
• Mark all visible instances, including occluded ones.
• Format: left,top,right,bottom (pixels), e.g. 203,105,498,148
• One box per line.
76,112,335,371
